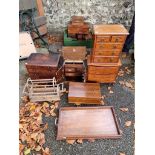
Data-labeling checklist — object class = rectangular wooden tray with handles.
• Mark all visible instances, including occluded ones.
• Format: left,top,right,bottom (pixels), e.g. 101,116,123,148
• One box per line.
56,106,121,140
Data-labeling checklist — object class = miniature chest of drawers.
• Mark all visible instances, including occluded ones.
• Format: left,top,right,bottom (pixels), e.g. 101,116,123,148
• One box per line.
87,24,129,83
25,53,61,80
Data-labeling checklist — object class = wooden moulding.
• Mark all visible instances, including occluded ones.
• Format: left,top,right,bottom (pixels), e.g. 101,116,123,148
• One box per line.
56,106,121,140
68,82,102,105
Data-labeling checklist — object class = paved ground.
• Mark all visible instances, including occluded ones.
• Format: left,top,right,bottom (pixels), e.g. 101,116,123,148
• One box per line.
19,44,134,155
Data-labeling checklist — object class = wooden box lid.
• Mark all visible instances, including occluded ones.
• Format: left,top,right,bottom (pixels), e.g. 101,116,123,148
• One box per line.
93,24,129,35
68,82,101,104
25,53,60,67
71,16,84,23
87,55,121,67
62,46,86,61
57,106,121,140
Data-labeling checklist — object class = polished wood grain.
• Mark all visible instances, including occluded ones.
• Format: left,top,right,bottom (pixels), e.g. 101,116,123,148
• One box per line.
93,24,129,35
25,53,61,79
62,46,86,61
93,49,121,56
68,82,102,105
87,24,128,83
91,55,119,63
57,106,121,140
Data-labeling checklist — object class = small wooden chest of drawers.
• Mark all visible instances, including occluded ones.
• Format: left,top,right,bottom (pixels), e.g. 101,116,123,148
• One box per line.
87,24,129,83
87,56,121,83
62,46,86,81
25,53,61,80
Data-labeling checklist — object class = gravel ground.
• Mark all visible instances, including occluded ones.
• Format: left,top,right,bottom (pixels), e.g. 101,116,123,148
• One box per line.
19,45,134,155
42,64,134,155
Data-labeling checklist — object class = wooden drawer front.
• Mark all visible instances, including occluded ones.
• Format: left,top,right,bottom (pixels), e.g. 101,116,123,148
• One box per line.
69,97,101,104
68,28,89,34
88,66,119,75
65,64,84,73
65,72,82,77
96,35,111,43
93,50,121,56
111,35,126,42
92,56,119,63
88,74,117,83
95,43,123,50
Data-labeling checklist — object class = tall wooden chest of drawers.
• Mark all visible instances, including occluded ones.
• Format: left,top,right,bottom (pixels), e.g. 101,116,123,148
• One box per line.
87,24,129,83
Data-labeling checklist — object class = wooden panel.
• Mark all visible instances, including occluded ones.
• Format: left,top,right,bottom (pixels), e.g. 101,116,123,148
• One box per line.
93,24,129,35
57,106,121,140
88,74,117,83
93,49,121,56
111,35,126,42
88,66,119,75
36,0,45,16
92,56,119,63
68,82,101,105
62,46,86,61
87,55,122,67
95,43,123,50
96,35,111,43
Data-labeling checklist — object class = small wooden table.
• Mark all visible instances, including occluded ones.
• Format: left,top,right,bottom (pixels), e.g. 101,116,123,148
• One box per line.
68,82,102,105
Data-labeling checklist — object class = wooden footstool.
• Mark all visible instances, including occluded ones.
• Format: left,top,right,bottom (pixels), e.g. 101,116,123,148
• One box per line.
68,82,102,105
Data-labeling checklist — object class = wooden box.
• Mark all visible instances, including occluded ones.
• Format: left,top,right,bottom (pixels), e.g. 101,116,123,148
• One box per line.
25,53,61,80
68,82,102,105
56,106,121,140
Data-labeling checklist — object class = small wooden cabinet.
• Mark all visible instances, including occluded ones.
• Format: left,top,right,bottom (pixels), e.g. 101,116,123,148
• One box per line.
87,24,129,83
62,46,86,81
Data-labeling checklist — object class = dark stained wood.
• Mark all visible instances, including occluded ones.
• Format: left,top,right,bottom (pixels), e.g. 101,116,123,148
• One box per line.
68,82,102,105
25,53,61,79
57,106,121,140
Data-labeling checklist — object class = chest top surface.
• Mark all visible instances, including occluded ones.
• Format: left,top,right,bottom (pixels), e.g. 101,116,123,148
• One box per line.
26,53,60,67
93,24,129,35
68,82,101,98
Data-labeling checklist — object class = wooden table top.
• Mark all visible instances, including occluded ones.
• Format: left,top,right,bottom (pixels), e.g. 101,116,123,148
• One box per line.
68,82,101,99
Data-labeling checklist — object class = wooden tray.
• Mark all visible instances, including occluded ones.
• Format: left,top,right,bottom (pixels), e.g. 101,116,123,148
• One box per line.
56,106,121,140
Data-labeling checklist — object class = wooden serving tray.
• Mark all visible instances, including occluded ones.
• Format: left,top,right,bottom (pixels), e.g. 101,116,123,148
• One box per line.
56,106,121,140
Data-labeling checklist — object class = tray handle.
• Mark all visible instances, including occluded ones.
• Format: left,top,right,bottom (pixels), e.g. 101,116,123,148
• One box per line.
55,118,58,127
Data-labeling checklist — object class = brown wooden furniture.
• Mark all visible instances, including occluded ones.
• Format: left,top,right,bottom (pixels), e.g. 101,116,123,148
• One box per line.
25,53,62,80
67,16,91,40
62,46,86,82
87,24,129,83
23,77,64,102
68,82,102,105
56,106,121,140
87,55,121,83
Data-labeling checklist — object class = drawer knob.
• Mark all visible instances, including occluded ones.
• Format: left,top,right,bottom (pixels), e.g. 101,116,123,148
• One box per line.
115,38,119,42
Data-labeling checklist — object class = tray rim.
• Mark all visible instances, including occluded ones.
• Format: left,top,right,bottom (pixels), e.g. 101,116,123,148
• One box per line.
56,106,121,140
